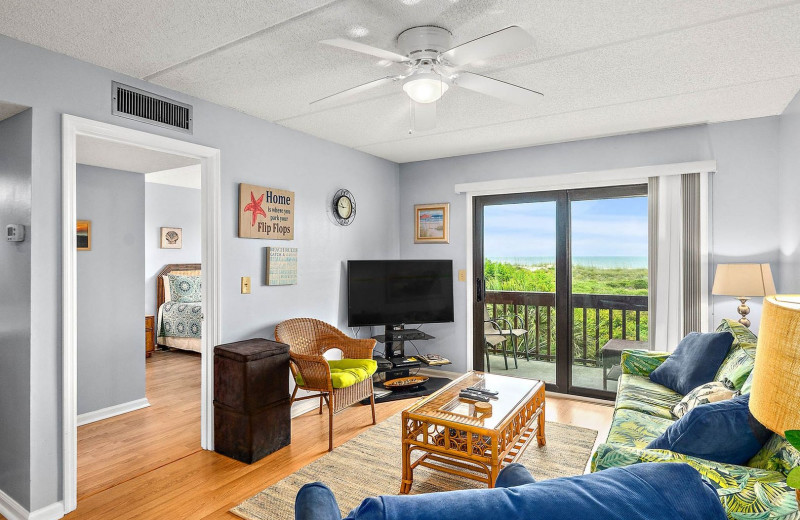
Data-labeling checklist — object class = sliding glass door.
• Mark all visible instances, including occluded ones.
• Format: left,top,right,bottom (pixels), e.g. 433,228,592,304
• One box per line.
473,185,648,399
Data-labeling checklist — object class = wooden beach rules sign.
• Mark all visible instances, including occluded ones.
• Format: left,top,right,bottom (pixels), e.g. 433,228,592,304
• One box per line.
239,183,295,240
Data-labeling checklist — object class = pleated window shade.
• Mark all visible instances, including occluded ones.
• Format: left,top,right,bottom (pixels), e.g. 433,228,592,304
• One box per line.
682,173,702,336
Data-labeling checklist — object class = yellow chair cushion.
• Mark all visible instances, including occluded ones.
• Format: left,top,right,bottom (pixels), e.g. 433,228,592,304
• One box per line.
294,358,377,389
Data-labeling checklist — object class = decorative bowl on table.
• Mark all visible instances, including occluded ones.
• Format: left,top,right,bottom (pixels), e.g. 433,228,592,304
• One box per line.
384,376,429,390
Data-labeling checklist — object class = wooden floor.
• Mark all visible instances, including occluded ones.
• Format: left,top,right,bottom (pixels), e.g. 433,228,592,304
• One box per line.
62,351,613,520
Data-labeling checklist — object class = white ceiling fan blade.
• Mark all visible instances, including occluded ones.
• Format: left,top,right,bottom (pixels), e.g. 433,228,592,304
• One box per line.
441,26,533,67
455,72,543,105
311,77,396,107
413,102,437,132
321,38,408,63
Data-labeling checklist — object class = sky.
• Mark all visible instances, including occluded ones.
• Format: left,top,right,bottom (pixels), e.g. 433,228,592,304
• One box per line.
484,196,648,258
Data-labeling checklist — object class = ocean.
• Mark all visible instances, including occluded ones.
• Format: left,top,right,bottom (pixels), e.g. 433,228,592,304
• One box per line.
488,256,648,269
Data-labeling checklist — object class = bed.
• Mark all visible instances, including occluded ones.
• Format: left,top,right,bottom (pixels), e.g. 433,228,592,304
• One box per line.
156,263,203,353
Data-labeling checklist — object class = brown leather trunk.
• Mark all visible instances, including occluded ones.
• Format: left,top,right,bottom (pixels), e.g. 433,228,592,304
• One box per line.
213,339,291,463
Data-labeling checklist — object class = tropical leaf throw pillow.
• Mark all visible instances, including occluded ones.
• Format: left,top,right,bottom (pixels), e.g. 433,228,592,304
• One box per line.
672,381,737,419
167,274,201,303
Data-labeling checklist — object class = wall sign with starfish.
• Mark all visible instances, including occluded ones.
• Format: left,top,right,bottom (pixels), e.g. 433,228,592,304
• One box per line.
238,183,295,240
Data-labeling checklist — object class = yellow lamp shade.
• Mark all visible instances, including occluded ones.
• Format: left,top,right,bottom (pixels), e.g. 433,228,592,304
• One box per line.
749,295,800,435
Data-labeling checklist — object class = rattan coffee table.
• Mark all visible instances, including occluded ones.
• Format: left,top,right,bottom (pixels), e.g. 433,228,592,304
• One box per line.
400,371,545,493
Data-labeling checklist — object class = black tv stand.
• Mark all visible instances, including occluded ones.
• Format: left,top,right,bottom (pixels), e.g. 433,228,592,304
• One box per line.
372,325,433,379
372,325,434,360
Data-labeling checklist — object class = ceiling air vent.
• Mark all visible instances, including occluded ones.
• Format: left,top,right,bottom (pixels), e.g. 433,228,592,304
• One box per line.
112,82,193,134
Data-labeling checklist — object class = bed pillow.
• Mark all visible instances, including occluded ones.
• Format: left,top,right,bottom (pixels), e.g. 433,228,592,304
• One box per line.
649,332,733,395
672,381,737,419
647,394,772,465
167,274,201,303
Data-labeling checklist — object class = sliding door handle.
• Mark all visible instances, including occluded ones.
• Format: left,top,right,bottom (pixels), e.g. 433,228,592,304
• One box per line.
476,277,483,302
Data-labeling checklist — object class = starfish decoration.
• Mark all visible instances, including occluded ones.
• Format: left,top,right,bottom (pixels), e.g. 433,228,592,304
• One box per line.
243,191,266,226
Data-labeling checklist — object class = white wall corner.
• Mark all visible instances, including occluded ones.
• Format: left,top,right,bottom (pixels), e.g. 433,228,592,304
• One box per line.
0,488,63,520
76,398,150,427
28,502,64,520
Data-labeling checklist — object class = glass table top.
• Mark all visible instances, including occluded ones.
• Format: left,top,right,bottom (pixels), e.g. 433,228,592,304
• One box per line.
405,371,541,430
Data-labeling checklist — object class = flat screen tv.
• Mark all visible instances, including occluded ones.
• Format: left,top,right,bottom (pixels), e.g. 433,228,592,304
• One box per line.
347,260,454,327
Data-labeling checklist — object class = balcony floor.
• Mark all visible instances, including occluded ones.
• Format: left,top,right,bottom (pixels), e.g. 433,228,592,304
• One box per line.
487,353,619,394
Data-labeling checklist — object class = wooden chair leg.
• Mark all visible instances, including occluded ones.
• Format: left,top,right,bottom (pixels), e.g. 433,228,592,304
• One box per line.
290,385,298,405
328,395,335,452
370,391,376,425
319,394,324,414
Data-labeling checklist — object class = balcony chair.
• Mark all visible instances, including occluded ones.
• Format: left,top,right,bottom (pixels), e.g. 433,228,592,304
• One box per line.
483,308,528,371
275,318,377,452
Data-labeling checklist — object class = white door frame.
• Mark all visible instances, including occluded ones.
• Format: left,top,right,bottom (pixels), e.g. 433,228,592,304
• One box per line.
61,115,222,513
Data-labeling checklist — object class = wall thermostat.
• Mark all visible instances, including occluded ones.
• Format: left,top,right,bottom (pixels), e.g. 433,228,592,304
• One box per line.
6,224,25,242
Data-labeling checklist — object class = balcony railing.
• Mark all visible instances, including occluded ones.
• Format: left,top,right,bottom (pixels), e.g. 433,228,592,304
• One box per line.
486,291,649,367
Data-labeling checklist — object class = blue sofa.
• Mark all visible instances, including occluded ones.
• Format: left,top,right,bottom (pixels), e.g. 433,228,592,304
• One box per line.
295,462,725,520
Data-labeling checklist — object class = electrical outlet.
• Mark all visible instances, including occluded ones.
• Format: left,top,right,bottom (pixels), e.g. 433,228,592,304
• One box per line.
458,269,466,282
241,276,251,294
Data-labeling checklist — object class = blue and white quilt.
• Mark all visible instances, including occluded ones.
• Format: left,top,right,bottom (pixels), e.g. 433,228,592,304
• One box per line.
158,301,203,339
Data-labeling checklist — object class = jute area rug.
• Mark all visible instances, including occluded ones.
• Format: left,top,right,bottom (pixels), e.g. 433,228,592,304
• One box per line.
232,412,598,520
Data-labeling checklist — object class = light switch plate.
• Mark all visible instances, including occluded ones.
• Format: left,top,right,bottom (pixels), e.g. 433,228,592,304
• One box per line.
458,269,466,282
241,276,251,294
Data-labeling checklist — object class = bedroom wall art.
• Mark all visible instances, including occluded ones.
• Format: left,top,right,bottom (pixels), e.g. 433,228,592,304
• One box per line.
265,247,298,285
160,227,183,249
239,183,295,240
77,220,91,250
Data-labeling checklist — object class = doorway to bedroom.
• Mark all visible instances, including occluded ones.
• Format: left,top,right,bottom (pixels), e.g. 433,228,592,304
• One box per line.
63,115,221,513
73,134,205,500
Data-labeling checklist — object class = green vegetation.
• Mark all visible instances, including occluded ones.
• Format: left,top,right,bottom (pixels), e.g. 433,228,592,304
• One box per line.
484,260,649,365
484,260,647,295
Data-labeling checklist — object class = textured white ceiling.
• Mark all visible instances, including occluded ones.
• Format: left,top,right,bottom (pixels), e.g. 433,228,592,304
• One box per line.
3,0,799,162
0,101,29,122
77,135,199,174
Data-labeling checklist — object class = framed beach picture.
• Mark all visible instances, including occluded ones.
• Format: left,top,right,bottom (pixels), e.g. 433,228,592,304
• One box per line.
160,227,183,249
414,203,450,244
76,220,91,251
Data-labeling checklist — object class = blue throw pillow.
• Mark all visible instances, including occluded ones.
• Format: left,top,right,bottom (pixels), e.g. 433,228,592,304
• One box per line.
646,394,771,465
650,332,733,395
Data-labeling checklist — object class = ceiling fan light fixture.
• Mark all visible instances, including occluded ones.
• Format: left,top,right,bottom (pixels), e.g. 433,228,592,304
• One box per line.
402,73,449,104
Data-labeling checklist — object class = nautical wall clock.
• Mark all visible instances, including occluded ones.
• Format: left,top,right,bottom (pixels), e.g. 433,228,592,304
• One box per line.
332,189,356,226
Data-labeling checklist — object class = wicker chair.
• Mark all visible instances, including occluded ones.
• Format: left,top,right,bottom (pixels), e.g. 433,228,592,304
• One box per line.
275,318,377,451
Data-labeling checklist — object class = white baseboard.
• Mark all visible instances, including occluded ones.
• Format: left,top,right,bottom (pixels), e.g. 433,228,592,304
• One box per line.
77,398,150,426
29,502,64,520
291,399,321,418
0,488,28,520
0,488,63,520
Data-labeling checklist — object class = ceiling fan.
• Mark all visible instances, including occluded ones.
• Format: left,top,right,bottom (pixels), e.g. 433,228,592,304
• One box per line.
311,25,543,131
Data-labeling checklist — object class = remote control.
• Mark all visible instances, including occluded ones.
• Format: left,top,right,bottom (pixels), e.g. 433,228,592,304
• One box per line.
459,390,490,402
468,387,499,396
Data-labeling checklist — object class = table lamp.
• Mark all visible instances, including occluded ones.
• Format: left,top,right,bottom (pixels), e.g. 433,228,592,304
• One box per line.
712,263,776,328
748,295,800,504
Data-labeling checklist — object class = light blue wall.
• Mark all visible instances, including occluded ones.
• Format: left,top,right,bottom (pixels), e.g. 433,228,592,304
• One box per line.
144,183,202,316
0,34,399,511
398,118,783,372
76,165,145,416
0,108,32,509
779,91,800,291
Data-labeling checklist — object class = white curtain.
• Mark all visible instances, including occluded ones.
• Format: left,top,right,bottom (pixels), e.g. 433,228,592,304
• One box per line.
648,173,707,351
649,176,684,351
